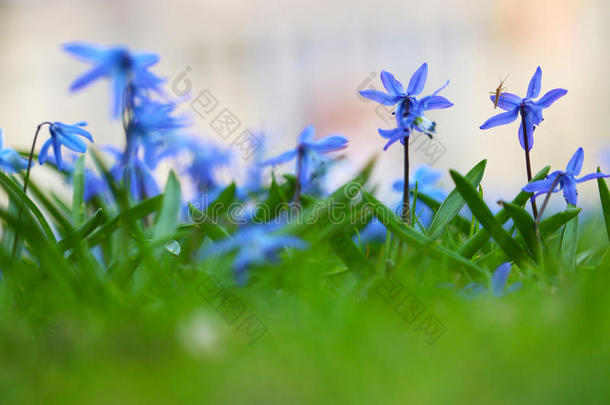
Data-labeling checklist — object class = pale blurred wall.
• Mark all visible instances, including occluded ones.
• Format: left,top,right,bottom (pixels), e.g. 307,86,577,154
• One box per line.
0,0,608,204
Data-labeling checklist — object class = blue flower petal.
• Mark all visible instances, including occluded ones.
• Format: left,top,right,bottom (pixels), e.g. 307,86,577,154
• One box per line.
562,176,578,205
407,63,428,96
526,66,542,99
575,172,610,183
517,111,534,151
298,124,315,143
359,89,401,106
488,92,522,111
535,88,567,109
308,135,348,153
421,95,453,110
38,138,53,165
491,262,511,297
479,107,519,129
380,70,405,96
565,147,584,176
262,149,298,166
378,127,405,139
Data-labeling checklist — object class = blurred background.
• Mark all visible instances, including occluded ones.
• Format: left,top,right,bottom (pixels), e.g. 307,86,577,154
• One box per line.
0,0,608,205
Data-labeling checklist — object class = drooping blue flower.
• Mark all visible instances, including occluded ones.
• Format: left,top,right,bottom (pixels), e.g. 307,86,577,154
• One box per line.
104,146,159,201
522,147,610,206
203,223,307,284
480,67,567,151
359,64,453,150
460,262,522,299
38,122,93,171
64,42,163,117
0,129,29,173
262,125,348,187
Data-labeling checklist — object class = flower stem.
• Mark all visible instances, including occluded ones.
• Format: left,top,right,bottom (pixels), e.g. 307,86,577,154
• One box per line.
520,106,538,218
295,148,303,205
535,174,561,225
402,139,411,225
12,121,52,256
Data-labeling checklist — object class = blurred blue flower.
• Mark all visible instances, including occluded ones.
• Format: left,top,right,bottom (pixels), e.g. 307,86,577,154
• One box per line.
105,146,159,201
0,129,29,173
126,100,189,168
64,42,163,117
262,125,348,187
522,147,610,206
38,122,93,171
359,64,452,150
480,66,567,151
203,224,307,284
460,263,522,299
392,165,446,226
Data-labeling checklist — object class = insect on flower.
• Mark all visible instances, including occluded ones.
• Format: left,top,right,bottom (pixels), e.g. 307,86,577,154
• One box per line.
490,74,510,109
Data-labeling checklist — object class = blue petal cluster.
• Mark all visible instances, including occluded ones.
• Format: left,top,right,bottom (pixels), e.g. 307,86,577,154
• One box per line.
38,122,94,171
359,63,453,150
522,147,610,206
480,67,567,151
0,129,29,173
262,125,348,187
64,42,163,117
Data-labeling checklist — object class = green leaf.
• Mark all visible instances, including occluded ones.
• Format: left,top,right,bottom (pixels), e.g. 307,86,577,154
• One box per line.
597,168,610,242
72,155,86,226
458,165,550,259
539,207,580,237
450,170,532,268
0,172,56,243
187,203,230,242
428,159,487,239
58,208,104,252
153,171,182,242
87,195,163,246
560,208,579,269
328,231,374,279
362,190,484,274
501,201,539,259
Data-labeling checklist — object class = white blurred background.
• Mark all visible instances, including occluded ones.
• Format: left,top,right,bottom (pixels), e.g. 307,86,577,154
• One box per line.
0,0,608,206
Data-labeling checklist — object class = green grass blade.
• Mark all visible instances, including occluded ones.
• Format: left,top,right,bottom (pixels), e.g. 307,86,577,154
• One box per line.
362,190,484,274
596,168,610,242
72,155,86,226
58,208,104,252
539,207,581,237
153,171,182,242
428,159,487,239
458,165,550,259
450,170,532,268
501,201,538,259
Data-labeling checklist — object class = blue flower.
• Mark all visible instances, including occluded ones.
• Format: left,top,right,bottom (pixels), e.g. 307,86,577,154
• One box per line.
104,146,159,201
480,67,567,151
126,100,190,168
359,64,452,150
38,122,93,171
203,223,307,284
0,129,29,173
262,125,348,187
64,42,163,117
460,263,522,299
522,147,610,206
